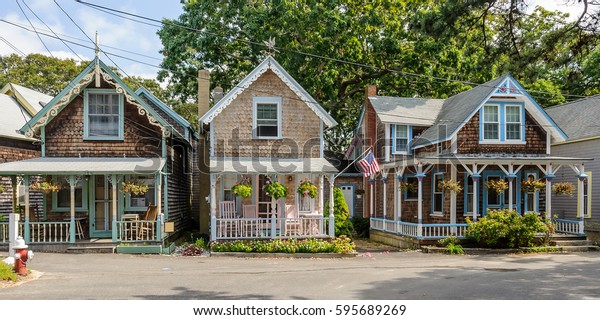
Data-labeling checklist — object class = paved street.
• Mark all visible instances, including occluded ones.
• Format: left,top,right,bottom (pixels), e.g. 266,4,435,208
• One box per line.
1,250,600,300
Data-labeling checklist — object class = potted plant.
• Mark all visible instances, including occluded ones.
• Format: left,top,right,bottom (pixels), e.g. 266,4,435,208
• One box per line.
437,179,463,193
552,182,575,196
485,179,508,194
231,177,252,198
30,181,61,193
521,179,546,192
264,178,288,200
296,179,318,198
122,180,149,196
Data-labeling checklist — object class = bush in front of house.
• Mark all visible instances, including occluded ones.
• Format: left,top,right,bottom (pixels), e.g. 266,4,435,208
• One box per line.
437,236,464,254
466,209,549,248
351,216,370,238
324,187,354,237
210,236,355,254
0,262,17,282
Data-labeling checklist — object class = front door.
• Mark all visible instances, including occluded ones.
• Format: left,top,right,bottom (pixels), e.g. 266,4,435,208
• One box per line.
484,173,504,214
90,175,115,238
340,185,355,217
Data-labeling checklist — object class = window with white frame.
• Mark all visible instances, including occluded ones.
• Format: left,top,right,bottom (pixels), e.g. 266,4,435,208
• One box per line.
127,175,156,209
393,124,409,153
433,173,444,214
253,97,282,139
483,105,499,140
505,105,522,140
465,174,474,214
578,171,592,218
222,175,237,202
85,90,123,139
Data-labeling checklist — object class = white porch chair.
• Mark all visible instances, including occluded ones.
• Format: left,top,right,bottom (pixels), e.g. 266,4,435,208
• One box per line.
219,200,238,237
284,204,302,236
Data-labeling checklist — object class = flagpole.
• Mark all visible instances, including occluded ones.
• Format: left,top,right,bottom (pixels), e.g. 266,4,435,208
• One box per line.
334,146,373,180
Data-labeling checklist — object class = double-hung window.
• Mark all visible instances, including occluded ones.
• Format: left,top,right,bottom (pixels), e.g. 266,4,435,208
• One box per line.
432,172,444,214
505,105,522,140
253,97,282,139
84,89,124,140
393,124,410,154
126,175,156,210
482,105,499,140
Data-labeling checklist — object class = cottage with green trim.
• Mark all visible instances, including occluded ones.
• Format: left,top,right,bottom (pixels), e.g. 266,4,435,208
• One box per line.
0,57,196,251
346,75,590,246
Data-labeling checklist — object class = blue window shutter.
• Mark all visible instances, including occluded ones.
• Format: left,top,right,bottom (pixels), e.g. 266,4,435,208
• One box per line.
521,105,526,142
391,124,396,153
408,125,413,155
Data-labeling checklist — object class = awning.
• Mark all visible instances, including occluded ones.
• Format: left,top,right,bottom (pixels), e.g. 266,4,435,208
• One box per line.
209,157,338,174
381,155,592,170
0,157,166,175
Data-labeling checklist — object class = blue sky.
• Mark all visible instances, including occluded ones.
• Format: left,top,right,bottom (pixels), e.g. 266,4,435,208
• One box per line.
0,0,184,79
0,1,585,81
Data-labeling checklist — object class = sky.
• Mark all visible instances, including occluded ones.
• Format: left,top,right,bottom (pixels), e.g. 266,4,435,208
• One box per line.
0,0,184,80
0,0,587,81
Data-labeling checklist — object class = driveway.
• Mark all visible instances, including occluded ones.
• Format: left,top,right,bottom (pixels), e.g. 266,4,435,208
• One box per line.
1,250,600,300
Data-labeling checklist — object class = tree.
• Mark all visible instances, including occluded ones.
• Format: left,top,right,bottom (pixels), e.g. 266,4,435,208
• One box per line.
324,187,353,237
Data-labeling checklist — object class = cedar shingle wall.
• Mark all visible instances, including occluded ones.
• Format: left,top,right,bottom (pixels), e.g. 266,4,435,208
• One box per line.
213,70,322,158
0,138,42,214
166,141,192,235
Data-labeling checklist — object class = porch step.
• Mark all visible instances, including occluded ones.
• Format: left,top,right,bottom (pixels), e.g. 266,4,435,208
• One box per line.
555,245,599,252
66,246,116,254
550,240,595,246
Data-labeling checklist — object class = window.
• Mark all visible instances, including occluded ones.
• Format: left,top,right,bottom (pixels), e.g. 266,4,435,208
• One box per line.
84,90,123,140
404,176,418,200
432,173,444,214
393,124,409,153
486,176,502,207
578,171,592,218
524,173,538,212
222,175,237,202
253,97,282,139
127,175,156,210
483,105,499,140
465,174,474,215
53,177,85,211
505,105,522,140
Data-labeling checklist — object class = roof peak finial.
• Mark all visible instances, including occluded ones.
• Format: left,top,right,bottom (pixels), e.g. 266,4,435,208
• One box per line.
95,31,99,58
262,37,278,57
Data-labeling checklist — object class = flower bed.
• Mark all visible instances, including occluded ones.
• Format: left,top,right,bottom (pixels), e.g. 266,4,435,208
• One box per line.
210,236,355,254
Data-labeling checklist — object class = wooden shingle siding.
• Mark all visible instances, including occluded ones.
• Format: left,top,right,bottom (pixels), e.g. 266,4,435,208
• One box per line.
44,93,162,158
165,140,192,236
213,70,321,158
139,95,186,137
0,138,41,214
457,111,547,154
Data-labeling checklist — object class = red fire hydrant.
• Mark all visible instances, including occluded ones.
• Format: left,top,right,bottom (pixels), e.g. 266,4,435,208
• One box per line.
13,236,33,276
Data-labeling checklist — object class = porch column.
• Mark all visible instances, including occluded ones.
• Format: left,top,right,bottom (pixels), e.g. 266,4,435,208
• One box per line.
381,170,389,219
416,163,425,238
394,171,402,221
472,173,480,222
578,170,587,233
545,163,555,221
507,174,516,211
210,173,217,241
450,164,457,234
68,175,77,243
329,174,335,238
369,174,375,217
319,175,324,214
155,174,163,241
24,176,30,243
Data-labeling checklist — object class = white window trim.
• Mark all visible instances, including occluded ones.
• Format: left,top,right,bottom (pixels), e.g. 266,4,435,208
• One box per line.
252,96,282,140
83,89,124,141
431,172,444,216
577,171,592,218
504,104,523,142
482,104,500,141
392,124,410,155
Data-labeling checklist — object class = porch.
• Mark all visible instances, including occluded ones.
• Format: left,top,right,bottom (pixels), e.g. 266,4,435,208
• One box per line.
0,157,166,246
370,155,590,242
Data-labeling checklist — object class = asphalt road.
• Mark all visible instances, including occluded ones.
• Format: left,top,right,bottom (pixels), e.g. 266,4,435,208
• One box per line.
1,251,600,300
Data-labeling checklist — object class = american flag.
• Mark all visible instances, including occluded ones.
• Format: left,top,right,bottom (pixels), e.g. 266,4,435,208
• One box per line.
356,151,380,177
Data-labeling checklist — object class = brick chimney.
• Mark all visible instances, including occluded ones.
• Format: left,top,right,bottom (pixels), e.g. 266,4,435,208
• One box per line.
198,69,210,118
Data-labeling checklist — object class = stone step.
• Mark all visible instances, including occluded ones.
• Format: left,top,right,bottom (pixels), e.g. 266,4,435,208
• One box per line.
66,246,115,254
550,240,595,246
557,245,599,252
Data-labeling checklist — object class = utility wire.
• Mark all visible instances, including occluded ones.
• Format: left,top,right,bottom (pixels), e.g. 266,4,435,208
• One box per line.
15,0,54,58
0,36,26,56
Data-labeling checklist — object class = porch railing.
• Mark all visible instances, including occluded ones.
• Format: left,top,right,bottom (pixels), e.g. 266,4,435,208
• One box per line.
553,218,584,235
28,221,71,243
116,220,159,242
370,218,468,240
213,216,329,240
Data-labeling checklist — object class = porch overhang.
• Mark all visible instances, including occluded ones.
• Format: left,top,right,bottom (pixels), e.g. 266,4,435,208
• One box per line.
209,157,338,174
381,155,592,169
0,157,166,175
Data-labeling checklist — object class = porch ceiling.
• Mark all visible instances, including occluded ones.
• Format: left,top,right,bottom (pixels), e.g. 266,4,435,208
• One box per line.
209,157,338,174
381,155,592,169
0,157,165,175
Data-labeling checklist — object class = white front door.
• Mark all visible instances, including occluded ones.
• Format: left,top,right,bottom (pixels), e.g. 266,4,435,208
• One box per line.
340,185,355,217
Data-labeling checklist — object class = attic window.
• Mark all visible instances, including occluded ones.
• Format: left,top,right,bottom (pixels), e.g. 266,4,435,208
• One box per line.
253,97,282,139
84,89,124,140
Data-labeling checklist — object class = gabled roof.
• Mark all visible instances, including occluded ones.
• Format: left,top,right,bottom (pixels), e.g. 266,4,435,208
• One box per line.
135,86,197,141
369,96,444,126
199,56,337,128
19,58,177,139
0,83,51,117
0,93,35,141
411,74,567,148
546,95,600,141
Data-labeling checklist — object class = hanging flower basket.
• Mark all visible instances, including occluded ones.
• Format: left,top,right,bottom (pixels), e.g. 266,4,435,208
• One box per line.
399,181,416,193
263,179,288,200
296,179,318,198
30,181,61,193
231,177,252,198
437,179,463,193
122,180,149,196
485,179,508,194
552,182,575,197
521,179,546,192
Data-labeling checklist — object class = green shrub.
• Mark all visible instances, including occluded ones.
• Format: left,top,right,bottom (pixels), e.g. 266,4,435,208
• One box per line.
466,209,549,248
0,262,17,282
445,243,465,254
324,187,354,237
437,236,460,247
210,237,355,254
351,216,370,238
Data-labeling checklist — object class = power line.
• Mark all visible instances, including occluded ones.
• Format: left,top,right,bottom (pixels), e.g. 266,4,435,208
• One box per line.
15,0,54,58
0,36,25,56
